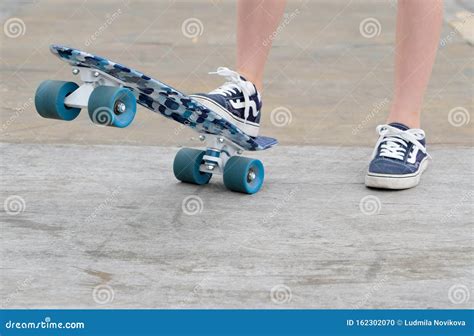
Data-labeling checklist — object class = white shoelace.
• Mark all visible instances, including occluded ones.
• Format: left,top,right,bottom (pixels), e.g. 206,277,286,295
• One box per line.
208,67,254,121
372,124,429,161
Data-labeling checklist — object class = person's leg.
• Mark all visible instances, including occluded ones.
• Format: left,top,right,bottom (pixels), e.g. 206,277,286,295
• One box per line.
191,0,286,137
366,0,443,190
387,0,443,128
236,0,287,92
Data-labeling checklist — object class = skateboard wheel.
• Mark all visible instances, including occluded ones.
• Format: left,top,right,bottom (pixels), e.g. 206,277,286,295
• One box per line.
173,148,212,185
88,86,136,128
34,80,81,121
223,157,264,194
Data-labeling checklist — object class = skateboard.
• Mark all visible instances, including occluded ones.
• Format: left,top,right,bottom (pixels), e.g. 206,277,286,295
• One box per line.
34,45,278,194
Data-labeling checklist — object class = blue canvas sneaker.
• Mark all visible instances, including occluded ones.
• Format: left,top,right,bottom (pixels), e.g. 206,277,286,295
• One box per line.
190,67,262,137
365,123,431,189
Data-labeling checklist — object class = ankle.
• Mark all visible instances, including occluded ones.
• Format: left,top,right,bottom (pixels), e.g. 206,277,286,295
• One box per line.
236,69,263,92
386,111,421,129
386,119,420,129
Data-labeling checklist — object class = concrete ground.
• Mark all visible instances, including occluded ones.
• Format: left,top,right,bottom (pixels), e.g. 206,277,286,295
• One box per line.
0,0,473,308
1,143,473,308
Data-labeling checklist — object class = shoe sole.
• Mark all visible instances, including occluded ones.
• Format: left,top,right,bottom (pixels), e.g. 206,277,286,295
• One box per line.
365,157,430,190
190,95,260,137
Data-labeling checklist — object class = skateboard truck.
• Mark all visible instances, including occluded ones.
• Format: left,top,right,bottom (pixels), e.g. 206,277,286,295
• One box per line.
199,134,244,175
63,67,125,110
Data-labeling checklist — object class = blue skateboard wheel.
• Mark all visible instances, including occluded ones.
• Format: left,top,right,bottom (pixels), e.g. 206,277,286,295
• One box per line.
34,80,81,121
173,148,212,185
223,157,264,194
88,86,136,128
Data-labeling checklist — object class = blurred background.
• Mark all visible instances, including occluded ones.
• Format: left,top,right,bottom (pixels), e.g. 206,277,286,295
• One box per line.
1,0,472,147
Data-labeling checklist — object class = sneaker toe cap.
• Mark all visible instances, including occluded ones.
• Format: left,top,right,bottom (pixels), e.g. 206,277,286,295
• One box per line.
368,158,417,175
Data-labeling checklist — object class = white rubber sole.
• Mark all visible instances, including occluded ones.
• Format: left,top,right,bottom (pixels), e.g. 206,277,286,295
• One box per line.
365,157,430,190
190,95,260,137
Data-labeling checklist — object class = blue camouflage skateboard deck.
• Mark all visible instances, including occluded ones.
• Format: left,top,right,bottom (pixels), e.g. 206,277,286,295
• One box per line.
35,45,276,193
49,45,277,151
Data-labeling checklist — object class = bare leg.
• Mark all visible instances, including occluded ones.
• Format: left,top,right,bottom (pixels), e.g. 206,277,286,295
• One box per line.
387,0,443,128
237,0,286,91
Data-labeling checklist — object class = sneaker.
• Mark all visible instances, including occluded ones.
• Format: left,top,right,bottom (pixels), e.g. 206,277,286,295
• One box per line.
365,123,431,189
190,67,262,137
